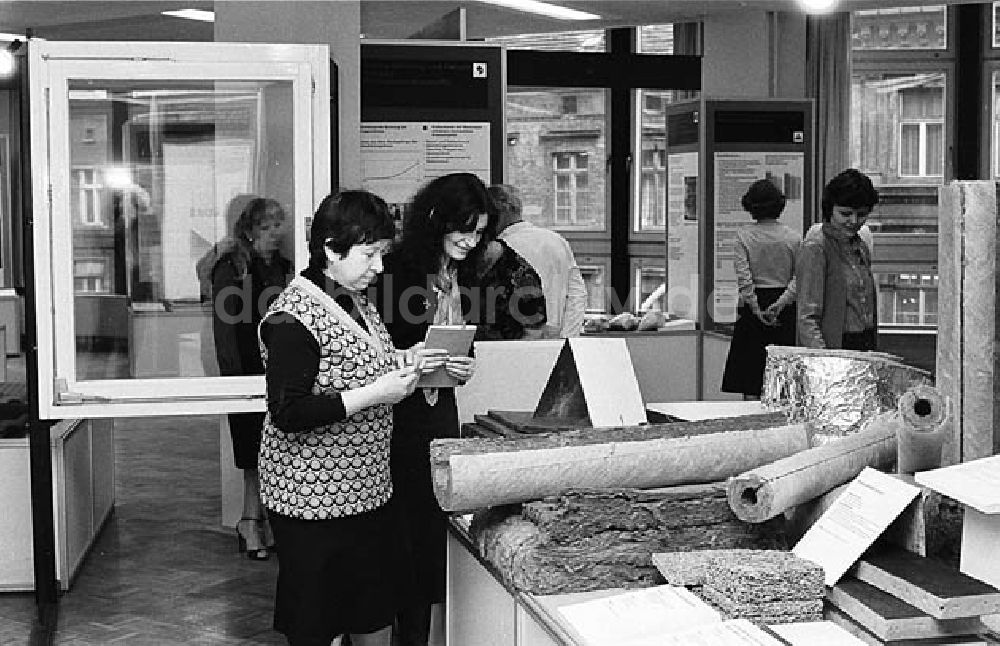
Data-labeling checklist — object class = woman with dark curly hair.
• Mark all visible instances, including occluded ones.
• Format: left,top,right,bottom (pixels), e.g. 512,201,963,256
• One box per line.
373,172,545,646
721,179,801,399
796,168,881,351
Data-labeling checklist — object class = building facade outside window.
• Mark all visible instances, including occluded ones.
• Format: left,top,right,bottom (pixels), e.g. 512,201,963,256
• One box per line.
73,167,104,226
851,5,949,342
74,258,109,294
553,151,590,225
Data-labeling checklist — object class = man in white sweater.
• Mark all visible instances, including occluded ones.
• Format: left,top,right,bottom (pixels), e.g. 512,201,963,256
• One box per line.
489,184,588,337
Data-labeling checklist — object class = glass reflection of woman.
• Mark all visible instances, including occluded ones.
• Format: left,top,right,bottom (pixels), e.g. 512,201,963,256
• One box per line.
211,197,290,560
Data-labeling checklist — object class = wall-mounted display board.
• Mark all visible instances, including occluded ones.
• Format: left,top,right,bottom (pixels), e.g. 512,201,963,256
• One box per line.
28,41,332,419
360,42,503,218
664,98,813,331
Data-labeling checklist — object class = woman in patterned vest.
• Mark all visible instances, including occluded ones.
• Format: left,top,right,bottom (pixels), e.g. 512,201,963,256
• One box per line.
258,191,420,646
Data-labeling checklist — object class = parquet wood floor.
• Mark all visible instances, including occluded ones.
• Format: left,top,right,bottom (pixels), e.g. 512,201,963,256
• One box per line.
0,414,286,645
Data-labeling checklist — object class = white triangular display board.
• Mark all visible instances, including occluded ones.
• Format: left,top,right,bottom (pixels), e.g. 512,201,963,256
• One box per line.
534,337,646,428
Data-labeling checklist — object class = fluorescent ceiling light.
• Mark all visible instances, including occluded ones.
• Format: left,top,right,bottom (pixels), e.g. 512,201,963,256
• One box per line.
161,9,215,22
797,0,838,13
475,0,600,21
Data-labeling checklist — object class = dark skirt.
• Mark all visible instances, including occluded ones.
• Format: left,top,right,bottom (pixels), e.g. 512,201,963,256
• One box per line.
391,387,460,609
721,287,796,397
228,412,264,470
269,499,411,643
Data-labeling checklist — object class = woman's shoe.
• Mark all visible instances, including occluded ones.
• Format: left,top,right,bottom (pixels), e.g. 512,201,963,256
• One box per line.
236,518,269,561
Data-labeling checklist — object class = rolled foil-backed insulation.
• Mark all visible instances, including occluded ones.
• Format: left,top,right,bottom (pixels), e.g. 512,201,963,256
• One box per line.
762,345,932,445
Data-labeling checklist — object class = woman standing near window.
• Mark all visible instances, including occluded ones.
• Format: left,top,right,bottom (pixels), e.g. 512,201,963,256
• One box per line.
796,168,881,351
721,179,800,400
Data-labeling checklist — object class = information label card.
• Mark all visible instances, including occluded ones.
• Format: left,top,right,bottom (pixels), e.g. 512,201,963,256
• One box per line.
915,454,1000,514
556,585,720,646
793,467,920,586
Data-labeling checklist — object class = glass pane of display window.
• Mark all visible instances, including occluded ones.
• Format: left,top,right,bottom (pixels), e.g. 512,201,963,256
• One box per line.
29,41,328,419
635,265,665,312
877,272,938,327
851,71,945,233
68,80,295,383
507,87,608,231
852,5,947,50
579,264,607,313
485,29,605,52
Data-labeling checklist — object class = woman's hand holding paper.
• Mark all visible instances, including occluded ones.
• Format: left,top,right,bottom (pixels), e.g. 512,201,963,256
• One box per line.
444,355,476,382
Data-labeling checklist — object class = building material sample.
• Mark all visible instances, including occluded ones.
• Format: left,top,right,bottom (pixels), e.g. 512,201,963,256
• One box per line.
704,549,825,604
727,414,898,523
827,578,984,642
432,416,810,512
762,345,932,444
852,549,1000,620
701,587,823,624
471,485,787,595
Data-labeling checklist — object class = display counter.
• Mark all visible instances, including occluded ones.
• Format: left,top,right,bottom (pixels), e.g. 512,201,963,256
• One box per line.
447,515,622,646
0,418,115,591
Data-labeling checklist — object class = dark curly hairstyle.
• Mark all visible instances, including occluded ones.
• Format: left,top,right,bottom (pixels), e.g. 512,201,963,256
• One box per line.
395,172,498,279
821,168,879,222
307,190,395,271
741,179,786,221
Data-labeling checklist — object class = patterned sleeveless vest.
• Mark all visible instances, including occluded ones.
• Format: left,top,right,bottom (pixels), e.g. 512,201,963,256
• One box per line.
258,276,397,520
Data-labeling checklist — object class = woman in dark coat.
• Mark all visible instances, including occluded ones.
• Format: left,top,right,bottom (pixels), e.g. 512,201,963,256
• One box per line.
211,197,290,559
373,172,545,646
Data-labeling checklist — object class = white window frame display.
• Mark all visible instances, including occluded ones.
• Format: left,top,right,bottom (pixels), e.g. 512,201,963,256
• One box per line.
29,40,331,419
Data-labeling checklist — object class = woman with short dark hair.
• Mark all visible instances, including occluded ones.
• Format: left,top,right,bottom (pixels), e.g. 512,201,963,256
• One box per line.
259,190,419,646
796,168,881,350
721,178,801,399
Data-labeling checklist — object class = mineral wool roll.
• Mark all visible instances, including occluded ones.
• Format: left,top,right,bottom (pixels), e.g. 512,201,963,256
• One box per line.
431,417,810,513
726,412,898,523
896,384,950,474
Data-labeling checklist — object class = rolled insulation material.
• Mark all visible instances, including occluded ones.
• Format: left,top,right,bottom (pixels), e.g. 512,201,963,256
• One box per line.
762,345,932,445
896,384,950,475
430,416,810,513
727,413,898,523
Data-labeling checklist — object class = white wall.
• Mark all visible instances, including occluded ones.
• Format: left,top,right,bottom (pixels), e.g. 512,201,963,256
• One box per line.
214,1,362,188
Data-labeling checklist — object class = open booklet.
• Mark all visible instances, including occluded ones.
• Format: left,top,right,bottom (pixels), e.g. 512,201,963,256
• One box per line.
417,325,477,388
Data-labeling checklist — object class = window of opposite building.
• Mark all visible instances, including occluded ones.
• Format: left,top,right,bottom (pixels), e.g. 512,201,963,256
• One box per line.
492,25,700,313
850,5,954,341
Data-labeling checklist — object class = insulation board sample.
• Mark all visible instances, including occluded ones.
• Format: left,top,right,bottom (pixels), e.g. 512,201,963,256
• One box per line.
827,578,985,642
853,549,1000,620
